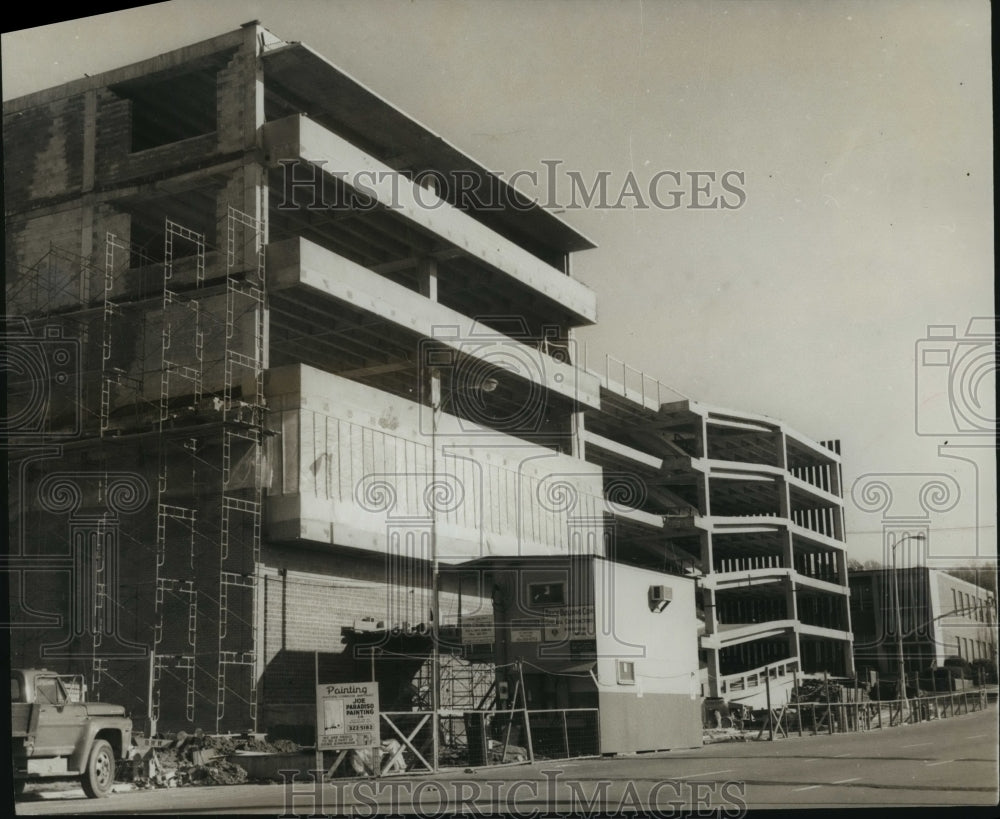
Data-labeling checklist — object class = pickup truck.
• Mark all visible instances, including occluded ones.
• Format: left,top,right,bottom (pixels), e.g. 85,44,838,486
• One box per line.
11,668,132,798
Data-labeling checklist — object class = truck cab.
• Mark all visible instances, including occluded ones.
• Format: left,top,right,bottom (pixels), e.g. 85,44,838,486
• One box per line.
11,668,132,798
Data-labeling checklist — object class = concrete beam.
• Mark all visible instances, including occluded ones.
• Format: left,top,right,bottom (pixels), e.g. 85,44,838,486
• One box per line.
583,430,662,470
797,623,854,642
701,620,797,649
263,115,598,325
265,236,601,409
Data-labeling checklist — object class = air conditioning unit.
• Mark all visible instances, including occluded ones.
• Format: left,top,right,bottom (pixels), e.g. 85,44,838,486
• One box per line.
648,585,672,612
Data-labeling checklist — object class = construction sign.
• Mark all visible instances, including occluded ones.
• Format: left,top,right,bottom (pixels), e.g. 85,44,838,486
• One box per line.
543,605,596,642
316,682,379,750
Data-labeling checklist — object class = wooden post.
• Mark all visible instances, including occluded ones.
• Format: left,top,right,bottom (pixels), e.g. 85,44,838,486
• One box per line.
314,651,322,779
765,670,774,741
500,677,520,763
147,650,157,737
793,673,802,737
874,670,882,729
930,669,938,719
825,671,833,735
518,660,535,763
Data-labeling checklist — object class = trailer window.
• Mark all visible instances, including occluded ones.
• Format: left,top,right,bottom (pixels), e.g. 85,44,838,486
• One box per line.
11,675,22,703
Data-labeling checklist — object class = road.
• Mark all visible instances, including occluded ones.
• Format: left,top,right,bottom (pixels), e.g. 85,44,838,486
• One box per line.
15,706,998,814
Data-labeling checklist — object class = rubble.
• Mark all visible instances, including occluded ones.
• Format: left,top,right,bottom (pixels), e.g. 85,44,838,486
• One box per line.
125,730,302,788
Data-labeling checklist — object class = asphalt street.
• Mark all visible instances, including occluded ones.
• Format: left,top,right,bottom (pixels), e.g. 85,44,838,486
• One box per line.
14,705,998,813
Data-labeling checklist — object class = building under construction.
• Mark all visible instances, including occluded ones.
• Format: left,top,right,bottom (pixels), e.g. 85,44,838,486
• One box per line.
579,387,855,706
4,22,852,745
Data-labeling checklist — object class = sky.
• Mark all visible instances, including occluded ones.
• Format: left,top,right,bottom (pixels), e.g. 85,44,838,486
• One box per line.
3,0,995,567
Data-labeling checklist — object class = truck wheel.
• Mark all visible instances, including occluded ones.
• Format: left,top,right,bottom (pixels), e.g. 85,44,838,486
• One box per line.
81,739,115,798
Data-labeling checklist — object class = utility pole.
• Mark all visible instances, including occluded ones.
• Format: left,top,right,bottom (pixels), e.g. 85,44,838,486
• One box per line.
891,533,926,720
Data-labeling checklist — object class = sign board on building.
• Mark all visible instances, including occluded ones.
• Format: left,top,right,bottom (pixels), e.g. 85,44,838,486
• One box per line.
511,628,541,643
543,605,596,642
316,682,379,751
461,614,495,645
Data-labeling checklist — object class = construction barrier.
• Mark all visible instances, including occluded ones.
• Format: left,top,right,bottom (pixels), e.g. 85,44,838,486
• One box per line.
766,688,990,738
374,708,600,772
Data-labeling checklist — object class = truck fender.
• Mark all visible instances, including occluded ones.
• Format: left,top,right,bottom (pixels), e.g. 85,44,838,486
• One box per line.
67,720,130,773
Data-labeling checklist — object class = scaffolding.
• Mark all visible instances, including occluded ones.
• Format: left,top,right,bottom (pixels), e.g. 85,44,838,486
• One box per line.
215,205,266,731
100,232,154,436
92,206,267,733
4,242,101,316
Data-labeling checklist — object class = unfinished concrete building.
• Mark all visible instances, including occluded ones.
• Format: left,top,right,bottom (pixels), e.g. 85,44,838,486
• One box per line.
4,22,606,738
4,22,850,742
581,382,855,706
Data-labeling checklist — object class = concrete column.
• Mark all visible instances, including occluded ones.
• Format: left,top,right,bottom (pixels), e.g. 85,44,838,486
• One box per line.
419,258,440,410
418,257,438,302
700,530,714,576
79,89,98,303
834,549,848,587
703,584,718,634
777,476,791,519
246,21,266,144
773,431,787,470
781,529,794,570
697,416,709,459
785,576,799,622
842,640,856,677
833,503,846,541
570,412,586,459
568,327,585,459
830,459,843,497
706,646,722,699
82,89,97,192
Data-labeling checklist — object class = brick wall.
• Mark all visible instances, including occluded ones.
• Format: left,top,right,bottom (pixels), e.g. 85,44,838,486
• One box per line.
3,94,86,205
258,541,489,733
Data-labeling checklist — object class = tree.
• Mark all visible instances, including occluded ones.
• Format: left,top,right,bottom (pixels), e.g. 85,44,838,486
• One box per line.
941,564,997,595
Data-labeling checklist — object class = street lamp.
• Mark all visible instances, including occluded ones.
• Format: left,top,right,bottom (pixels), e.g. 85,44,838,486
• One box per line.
429,370,498,771
890,532,926,716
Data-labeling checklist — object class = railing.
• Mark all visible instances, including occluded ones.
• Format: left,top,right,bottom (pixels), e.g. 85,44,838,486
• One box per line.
581,348,688,408
721,660,798,696
775,689,991,738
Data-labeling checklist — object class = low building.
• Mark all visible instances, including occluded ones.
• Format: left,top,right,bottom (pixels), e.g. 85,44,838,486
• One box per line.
850,566,997,680
450,555,702,754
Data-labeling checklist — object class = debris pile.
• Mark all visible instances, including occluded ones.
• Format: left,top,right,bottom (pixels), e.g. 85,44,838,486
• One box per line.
792,678,842,703
126,730,302,788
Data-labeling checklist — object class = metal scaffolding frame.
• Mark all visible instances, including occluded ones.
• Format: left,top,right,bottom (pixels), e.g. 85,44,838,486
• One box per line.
92,206,266,733
214,205,266,731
